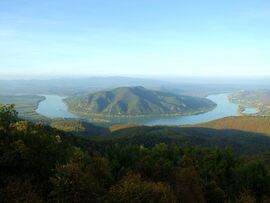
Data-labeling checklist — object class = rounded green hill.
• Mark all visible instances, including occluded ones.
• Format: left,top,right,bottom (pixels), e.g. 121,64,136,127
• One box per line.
65,86,216,117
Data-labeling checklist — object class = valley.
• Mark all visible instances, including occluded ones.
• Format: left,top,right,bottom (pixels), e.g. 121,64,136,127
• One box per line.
1,82,270,203
2,0,270,201
0,86,255,126
33,92,238,126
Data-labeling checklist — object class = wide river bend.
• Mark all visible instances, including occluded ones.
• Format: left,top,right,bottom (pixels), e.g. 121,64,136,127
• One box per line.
36,93,250,125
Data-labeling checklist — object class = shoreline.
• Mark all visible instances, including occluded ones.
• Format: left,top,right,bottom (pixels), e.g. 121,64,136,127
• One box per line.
65,103,217,119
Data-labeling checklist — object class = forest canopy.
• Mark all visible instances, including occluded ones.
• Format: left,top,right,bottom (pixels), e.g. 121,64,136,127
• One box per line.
0,105,269,202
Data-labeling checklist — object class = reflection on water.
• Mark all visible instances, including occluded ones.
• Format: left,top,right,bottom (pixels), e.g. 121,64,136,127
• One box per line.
36,93,239,125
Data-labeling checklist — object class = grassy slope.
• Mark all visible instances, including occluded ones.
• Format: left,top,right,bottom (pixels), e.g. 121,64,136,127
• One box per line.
190,116,270,136
109,123,142,132
50,119,110,137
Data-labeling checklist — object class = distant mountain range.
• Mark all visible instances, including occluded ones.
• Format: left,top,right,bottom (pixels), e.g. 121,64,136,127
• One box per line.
65,86,216,117
0,77,172,95
0,76,262,97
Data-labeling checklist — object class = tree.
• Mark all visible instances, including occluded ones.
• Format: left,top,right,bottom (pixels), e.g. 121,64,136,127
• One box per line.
200,148,237,197
0,179,43,203
238,191,256,203
50,155,112,202
236,161,270,202
0,104,18,133
205,181,226,203
109,173,176,203
173,155,205,203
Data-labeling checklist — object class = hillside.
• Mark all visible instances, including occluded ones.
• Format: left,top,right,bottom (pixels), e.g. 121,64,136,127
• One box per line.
65,86,216,117
229,90,270,115
40,117,270,155
96,125,270,155
190,116,270,136
50,119,110,137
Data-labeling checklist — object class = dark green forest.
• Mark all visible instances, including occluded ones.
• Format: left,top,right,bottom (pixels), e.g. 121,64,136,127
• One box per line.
1,104,270,202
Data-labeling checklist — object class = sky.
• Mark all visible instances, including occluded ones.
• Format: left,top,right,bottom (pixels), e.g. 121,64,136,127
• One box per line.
0,0,270,79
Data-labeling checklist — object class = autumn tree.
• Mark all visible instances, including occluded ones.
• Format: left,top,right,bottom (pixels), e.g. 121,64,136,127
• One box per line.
109,173,176,203
173,155,205,203
50,152,112,203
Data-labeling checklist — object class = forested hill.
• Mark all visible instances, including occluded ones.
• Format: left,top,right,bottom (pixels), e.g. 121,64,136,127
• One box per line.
0,104,270,202
65,86,216,117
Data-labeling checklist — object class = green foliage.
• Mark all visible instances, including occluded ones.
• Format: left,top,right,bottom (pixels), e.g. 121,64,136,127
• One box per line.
205,181,226,203
0,104,18,131
173,155,205,202
1,105,270,202
0,179,43,203
106,125,270,155
50,154,112,202
109,173,176,203
235,160,270,201
66,86,216,117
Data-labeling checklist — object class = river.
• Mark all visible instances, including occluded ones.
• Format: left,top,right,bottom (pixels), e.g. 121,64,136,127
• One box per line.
36,95,78,119
36,93,243,125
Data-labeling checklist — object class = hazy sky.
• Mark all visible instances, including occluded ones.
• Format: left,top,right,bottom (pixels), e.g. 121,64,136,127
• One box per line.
0,0,270,78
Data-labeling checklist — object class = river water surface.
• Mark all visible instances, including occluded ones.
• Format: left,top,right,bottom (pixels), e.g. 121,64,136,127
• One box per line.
36,95,78,119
